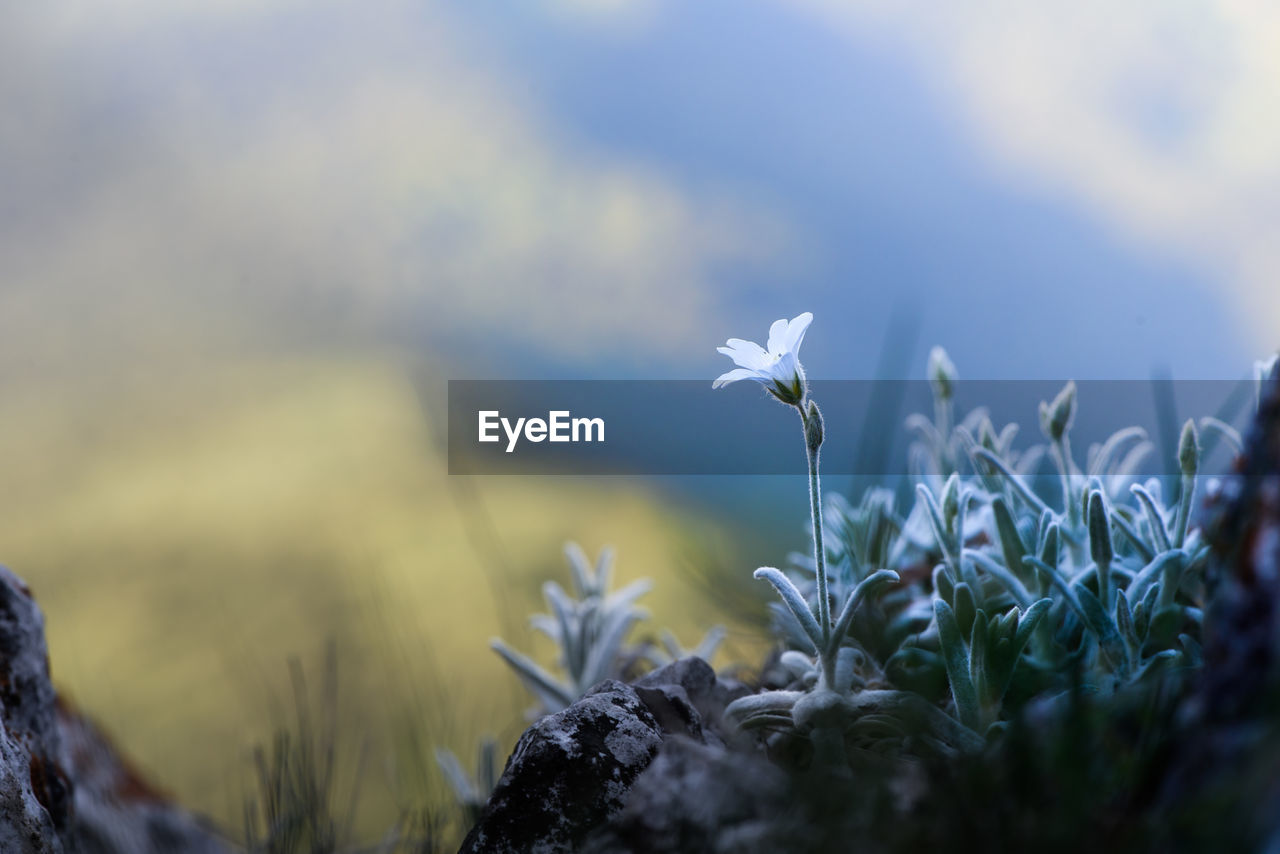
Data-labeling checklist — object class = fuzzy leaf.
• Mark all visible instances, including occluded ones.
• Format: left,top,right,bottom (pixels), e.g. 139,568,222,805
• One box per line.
1089,426,1148,477
490,639,575,712
1112,513,1156,563
754,567,824,653
1013,598,1053,654
828,569,900,657
435,748,479,804
969,609,990,706
1130,484,1173,553
953,582,978,639
1115,589,1137,661
1127,550,1187,605
971,448,1051,516
478,738,498,796
917,484,958,571
965,549,1033,608
991,496,1030,583
933,564,955,606
563,542,594,599
580,608,643,689
724,690,804,728
1075,586,1130,676
934,599,981,731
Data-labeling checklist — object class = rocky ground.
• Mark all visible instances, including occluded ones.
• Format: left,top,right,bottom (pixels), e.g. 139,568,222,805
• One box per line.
460,370,1280,854
0,565,231,854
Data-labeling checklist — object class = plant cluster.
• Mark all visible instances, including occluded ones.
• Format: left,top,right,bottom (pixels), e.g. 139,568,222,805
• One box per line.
485,542,724,718
717,317,1235,762
436,542,723,814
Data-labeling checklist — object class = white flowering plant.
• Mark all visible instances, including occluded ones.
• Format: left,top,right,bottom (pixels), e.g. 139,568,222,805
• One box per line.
718,313,1218,762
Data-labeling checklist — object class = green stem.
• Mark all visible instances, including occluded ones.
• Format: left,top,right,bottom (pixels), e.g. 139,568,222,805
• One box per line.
801,406,831,654
1173,473,1195,548
934,395,953,474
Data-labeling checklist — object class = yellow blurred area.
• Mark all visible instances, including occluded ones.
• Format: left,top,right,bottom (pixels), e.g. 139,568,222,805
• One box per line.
0,353,759,835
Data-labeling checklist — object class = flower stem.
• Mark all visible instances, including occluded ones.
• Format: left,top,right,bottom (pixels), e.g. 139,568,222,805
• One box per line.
800,404,830,656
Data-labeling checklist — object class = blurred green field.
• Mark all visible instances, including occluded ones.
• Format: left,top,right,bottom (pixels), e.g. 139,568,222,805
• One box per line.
0,353,765,842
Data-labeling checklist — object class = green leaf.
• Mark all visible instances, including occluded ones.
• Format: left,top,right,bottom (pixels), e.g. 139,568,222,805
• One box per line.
478,738,498,795
1013,598,1052,656
490,639,575,712
1023,556,1087,624
1112,513,1155,563
1039,521,1061,565
1179,633,1202,667
933,564,955,606
594,545,616,595
934,599,981,731
1088,491,1113,567
828,569,900,658
724,690,804,729
1130,484,1173,553
563,542,594,598
965,549,1033,608
580,607,644,689
953,582,978,639
1115,589,1138,662
992,496,1030,583
1127,550,1187,605
917,484,958,572
435,748,479,804
1075,586,1130,676
969,609,990,706
971,448,1051,516
1089,426,1148,476
754,567,824,653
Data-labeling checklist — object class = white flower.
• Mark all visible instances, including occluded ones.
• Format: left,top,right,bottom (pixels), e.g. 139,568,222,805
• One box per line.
713,312,813,405
1256,352,1278,408
1256,353,1278,384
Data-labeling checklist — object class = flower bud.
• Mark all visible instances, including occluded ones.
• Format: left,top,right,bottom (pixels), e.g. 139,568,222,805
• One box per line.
978,418,998,452
805,399,824,452
1087,490,1112,568
1178,418,1199,476
1256,353,1278,385
1039,381,1076,442
928,346,957,402
1039,521,1060,565
941,472,960,527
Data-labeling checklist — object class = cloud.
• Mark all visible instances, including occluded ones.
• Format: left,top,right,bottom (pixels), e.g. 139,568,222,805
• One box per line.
0,0,787,380
795,0,1280,357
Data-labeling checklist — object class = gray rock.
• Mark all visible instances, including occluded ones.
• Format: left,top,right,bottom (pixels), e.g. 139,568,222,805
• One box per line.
584,736,789,854
0,721,61,854
461,658,751,853
633,657,751,747
56,700,232,854
459,679,664,854
0,565,232,854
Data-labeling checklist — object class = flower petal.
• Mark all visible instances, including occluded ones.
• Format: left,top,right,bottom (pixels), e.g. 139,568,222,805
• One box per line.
713,367,762,388
718,339,770,370
765,317,790,356
769,351,799,385
782,312,813,355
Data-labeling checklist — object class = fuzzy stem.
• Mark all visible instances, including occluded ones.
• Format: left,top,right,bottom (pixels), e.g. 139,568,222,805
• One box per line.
800,405,831,660
934,394,953,474
1173,473,1195,548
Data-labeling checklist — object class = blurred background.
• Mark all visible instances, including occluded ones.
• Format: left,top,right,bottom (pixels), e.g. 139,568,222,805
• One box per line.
1,0,1277,842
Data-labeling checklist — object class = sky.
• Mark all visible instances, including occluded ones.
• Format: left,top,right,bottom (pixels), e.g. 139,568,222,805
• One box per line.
2,0,1276,387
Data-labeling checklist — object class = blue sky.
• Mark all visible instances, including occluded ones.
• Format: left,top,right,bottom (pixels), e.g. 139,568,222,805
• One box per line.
452,0,1257,380
2,0,1273,389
